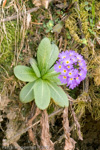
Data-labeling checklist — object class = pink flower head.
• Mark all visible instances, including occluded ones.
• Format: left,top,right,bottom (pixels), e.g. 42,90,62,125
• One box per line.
54,50,87,89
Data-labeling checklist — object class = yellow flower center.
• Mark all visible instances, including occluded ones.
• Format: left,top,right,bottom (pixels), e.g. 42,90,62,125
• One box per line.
67,66,70,68
59,65,61,69
70,78,73,80
63,76,67,79
69,72,72,75
63,56,66,58
66,61,69,64
76,77,78,79
63,70,67,73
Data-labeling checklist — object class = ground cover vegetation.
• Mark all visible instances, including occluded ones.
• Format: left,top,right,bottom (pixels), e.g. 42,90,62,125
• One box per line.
0,0,100,150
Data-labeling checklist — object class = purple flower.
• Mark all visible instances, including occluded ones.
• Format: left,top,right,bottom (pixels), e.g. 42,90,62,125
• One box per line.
54,62,62,72
68,50,76,56
54,50,87,89
67,70,74,77
78,70,86,80
75,76,81,84
73,69,78,77
61,67,68,75
63,57,72,66
71,56,77,63
66,64,73,70
76,54,83,60
67,77,75,85
59,51,66,60
69,83,77,89
58,75,67,84
79,60,86,68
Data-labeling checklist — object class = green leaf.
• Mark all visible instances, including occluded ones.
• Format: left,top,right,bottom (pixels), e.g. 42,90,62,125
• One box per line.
43,66,59,79
43,67,62,84
46,44,59,70
14,65,37,82
34,79,50,110
29,58,41,77
20,81,36,103
81,38,87,45
37,38,51,74
47,75,61,83
47,81,69,107
53,23,63,33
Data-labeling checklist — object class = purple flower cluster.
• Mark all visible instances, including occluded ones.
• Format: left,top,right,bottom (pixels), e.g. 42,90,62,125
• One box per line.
54,50,87,89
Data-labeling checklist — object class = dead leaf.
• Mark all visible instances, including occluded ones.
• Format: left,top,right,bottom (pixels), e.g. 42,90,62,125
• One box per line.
56,3,68,9
0,115,3,122
33,0,41,7
97,21,100,29
27,13,31,29
33,0,49,9
0,95,10,111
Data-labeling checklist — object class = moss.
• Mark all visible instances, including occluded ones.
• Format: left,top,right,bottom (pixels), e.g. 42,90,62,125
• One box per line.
0,21,17,68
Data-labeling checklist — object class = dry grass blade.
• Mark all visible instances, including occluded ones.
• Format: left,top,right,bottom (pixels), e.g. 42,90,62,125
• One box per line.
0,7,39,22
63,107,76,150
40,110,54,150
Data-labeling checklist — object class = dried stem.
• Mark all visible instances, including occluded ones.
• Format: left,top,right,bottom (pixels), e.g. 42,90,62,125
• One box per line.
0,7,39,22
40,110,54,150
70,102,83,140
63,107,76,150
27,107,41,145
